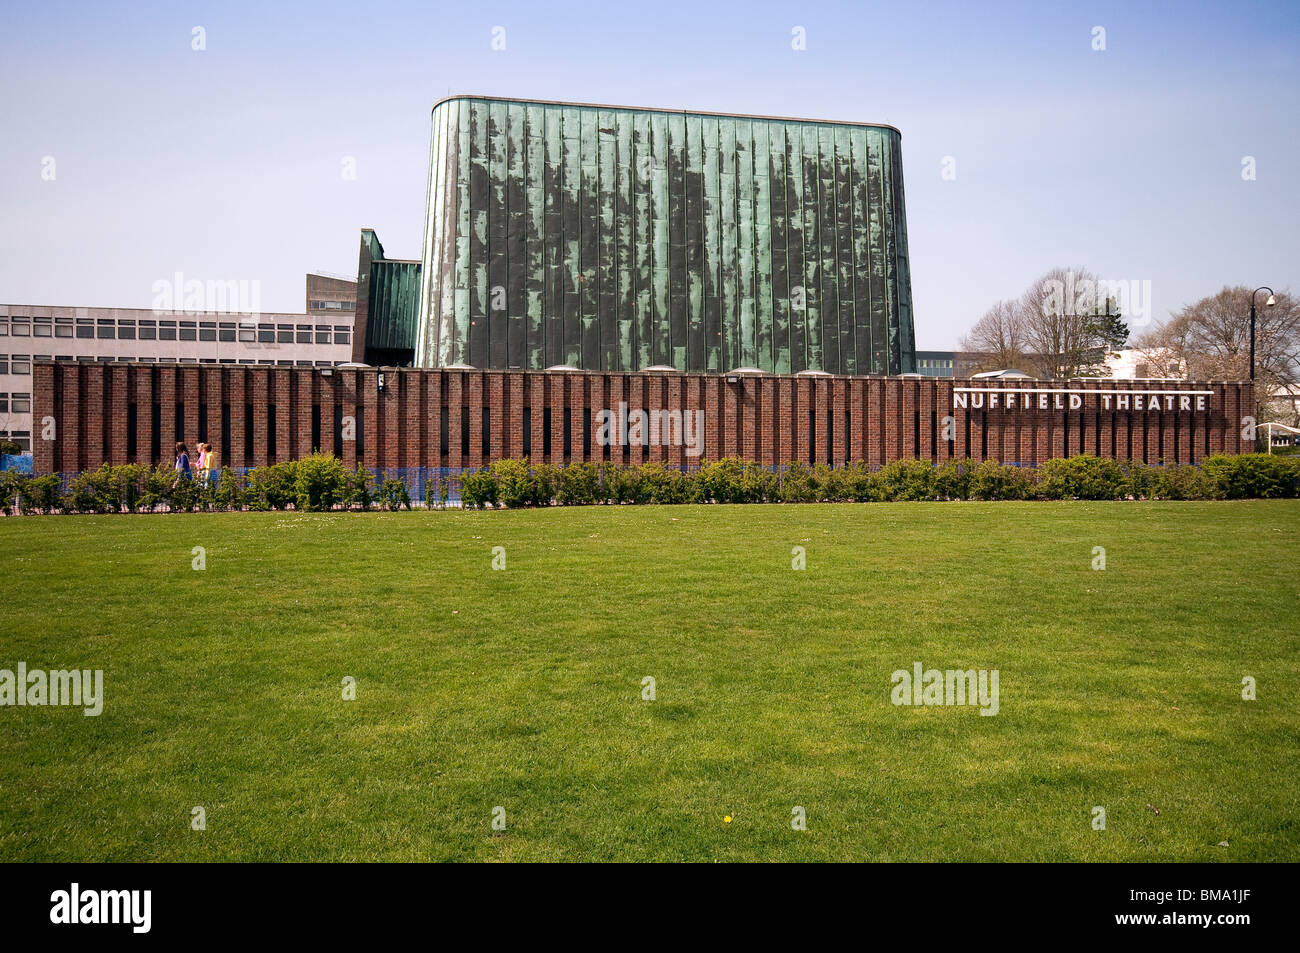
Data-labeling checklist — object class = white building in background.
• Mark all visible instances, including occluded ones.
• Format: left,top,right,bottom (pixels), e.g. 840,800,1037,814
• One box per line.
0,275,356,454
1101,347,1186,380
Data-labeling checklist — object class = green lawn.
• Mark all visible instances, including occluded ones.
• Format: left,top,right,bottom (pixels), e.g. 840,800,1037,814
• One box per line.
2,501,1297,862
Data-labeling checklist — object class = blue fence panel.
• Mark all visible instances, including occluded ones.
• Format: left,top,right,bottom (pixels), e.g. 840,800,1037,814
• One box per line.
1,454,33,474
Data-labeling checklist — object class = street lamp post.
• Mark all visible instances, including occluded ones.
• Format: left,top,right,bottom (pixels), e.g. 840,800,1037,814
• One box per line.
1249,286,1276,381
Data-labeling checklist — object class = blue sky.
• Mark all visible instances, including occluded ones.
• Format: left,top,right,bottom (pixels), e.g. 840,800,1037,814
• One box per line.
1,0,1295,347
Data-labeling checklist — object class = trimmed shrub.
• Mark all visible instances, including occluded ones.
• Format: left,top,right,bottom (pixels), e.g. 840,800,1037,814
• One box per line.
968,460,1035,501
247,461,298,510
1121,461,1155,501
380,478,411,510
19,475,63,514
345,465,376,510
491,459,543,508
213,468,247,511
936,459,977,501
638,462,694,504
460,468,499,509
294,454,349,512
557,462,600,505
1202,453,1300,499
0,470,20,515
66,465,122,514
871,460,940,501
1038,455,1125,500
1148,463,1211,500
698,458,769,503
777,462,818,503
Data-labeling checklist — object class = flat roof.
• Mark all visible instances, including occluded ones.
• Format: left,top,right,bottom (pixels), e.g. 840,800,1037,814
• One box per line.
431,94,902,136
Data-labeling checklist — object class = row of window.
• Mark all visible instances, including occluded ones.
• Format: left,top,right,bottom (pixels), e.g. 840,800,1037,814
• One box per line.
308,300,355,311
0,316,351,345
0,354,352,373
0,431,30,452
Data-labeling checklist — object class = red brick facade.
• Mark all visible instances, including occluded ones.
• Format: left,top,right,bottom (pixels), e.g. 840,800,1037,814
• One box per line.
32,362,1253,473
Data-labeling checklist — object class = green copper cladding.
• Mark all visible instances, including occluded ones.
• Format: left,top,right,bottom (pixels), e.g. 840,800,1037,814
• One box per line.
416,96,915,374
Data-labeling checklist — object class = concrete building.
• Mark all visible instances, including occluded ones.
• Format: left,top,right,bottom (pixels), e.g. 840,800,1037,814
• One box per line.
1,275,356,452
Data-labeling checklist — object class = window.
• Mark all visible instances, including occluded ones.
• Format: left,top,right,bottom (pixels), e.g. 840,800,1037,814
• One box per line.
117,319,136,340
55,316,73,338
334,328,351,345
10,355,31,374
0,357,8,374
238,326,255,343
7,431,30,452
138,320,157,341
296,325,312,344
159,321,177,341
258,324,275,343
277,324,293,344
315,326,332,344
96,318,114,339
10,317,30,337
76,318,93,339
0,319,7,336
179,321,197,341
34,317,52,338
199,321,216,342
219,322,236,342
0,394,6,412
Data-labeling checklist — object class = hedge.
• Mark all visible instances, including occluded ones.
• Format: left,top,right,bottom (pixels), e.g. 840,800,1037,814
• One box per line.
459,454,1300,508
5,453,1298,515
0,455,409,515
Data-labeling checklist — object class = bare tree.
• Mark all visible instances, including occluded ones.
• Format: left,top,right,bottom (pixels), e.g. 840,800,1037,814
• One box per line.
959,299,1026,373
960,267,1126,378
1136,285,1300,422
1017,266,1126,379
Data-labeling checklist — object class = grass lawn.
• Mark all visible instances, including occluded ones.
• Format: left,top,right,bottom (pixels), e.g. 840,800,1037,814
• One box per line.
1,501,1297,862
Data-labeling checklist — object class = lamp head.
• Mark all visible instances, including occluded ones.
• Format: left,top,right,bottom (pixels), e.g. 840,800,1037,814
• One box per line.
1266,294,1277,307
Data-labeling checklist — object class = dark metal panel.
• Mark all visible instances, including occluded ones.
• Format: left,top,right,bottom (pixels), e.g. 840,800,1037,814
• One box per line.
505,102,527,369
818,124,839,375
834,125,856,376
524,103,545,369
579,107,599,370
800,124,821,371
684,112,705,371
598,109,618,372
487,100,509,370
561,105,582,365
768,122,790,375
753,120,773,373
785,124,806,374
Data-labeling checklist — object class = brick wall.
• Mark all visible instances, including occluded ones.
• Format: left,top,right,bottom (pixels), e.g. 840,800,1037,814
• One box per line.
32,362,1253,473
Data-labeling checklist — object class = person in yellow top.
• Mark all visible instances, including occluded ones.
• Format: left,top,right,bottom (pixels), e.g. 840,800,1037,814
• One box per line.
200,443,219,486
